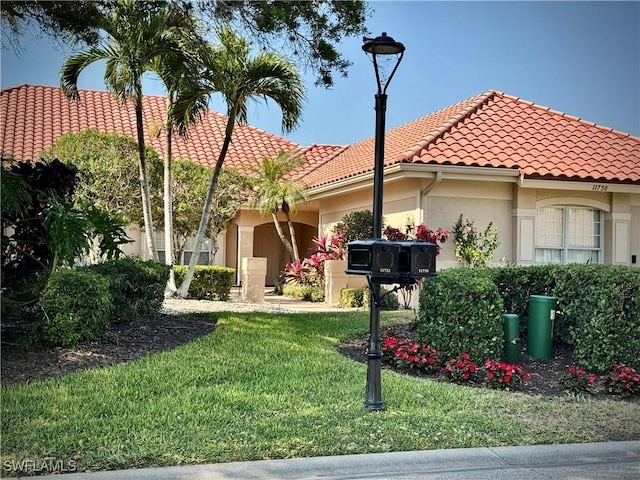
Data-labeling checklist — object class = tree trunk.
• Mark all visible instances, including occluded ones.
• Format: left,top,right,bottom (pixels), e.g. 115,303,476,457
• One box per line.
283,211,299,261
134,93,158,261
164,107,177,296
272,211,296,260
176,118,234,298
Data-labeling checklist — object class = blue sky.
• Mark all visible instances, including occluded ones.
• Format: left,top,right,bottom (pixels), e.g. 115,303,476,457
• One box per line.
2,1,639,147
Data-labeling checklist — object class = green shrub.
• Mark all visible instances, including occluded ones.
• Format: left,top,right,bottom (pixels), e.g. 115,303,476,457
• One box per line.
333,210,374,243
38,270,112,346
282,282,325,302
84,257,169,322
554,265,640,372
339,286,399,310
417,269,503,363
173,265,235,300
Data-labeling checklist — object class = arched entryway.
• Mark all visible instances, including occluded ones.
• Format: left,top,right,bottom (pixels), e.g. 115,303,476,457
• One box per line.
253,222,317,286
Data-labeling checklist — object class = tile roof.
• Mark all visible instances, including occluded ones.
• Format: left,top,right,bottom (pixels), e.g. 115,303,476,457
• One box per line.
302,90,640,188
3,86,638,190
0,84,302,173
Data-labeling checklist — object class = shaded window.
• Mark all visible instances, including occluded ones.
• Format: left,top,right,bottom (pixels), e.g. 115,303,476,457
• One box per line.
535,207,601,264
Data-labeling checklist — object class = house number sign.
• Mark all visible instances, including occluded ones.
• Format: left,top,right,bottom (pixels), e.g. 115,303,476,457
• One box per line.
591,184,609,191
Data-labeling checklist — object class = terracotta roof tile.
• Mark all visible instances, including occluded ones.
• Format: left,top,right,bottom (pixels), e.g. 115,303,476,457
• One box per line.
1,84,301,172
302,90,640,188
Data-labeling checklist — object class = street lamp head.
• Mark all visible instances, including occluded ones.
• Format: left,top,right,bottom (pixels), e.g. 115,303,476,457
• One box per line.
362,32,405,95
362,32,406,56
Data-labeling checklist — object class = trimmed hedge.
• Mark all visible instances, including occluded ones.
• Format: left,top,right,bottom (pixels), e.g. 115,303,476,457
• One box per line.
173,265,235,301
38,269,113,346
84,257,169,322
417,265,640,373
282,282,325,302
339,287,400,311
418,269,504,363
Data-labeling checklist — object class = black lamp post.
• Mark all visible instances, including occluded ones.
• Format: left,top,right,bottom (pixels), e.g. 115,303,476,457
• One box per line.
361,32,405,411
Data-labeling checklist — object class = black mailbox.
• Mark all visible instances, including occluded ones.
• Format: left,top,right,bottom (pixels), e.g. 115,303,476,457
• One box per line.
345,239,400,278
397,240,437,278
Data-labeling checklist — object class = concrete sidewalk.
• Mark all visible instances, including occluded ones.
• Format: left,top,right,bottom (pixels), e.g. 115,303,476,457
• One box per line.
40,441,640,480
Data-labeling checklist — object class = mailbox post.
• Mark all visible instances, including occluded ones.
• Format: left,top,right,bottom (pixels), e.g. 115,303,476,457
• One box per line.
358,32,406,411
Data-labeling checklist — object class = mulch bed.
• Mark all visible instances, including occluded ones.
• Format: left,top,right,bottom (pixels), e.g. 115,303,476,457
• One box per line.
338,322,576,396
1,312,217,385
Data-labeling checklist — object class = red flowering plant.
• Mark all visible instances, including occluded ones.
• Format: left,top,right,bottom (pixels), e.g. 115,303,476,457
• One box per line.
382,223,450,308
483,359,531,391
381,336,440,374
560,365,599,395
282,232,345,286
440,353,479,384
601,364,640,398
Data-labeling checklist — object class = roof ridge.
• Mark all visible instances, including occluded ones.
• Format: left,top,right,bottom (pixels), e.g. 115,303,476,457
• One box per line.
499,92,640,142
396,90,498,162
293,144,349,180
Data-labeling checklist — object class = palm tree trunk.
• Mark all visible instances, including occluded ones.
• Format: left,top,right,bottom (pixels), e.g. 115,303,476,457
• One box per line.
283,211,299,261
272,211,296,259
164,113,177,296
135,93,158,261
176,118,233,298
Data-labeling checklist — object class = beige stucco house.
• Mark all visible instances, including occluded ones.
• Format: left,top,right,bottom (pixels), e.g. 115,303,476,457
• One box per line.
2,86,639,286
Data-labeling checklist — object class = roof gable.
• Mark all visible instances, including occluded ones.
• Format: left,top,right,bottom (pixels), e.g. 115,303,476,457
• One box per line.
302,91,640,188
0,84,302,172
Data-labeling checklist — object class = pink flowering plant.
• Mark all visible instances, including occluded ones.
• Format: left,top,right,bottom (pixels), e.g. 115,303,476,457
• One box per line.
601,364,640,398
560,366,598,395
483,359,531,390
381,336,440,374
440,353,479,384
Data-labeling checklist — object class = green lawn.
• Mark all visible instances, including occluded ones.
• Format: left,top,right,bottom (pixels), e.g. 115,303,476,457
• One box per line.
2,311,639,474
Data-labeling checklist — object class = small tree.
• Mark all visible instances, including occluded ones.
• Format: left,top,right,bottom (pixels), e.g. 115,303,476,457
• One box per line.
452,214,501,267
333,210,374,243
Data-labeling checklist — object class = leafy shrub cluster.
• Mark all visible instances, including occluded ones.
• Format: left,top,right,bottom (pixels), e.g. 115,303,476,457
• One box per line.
417,269,504,363
36,270,113,346
419,265,640,374
34,258,169,346
173,265,234,301
282,282,325,302
339,287,399,311
85,257,169,321
561,363,640,398
382,337,531,391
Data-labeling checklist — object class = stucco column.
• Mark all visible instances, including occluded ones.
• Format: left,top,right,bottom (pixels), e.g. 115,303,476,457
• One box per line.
236,226,254,285
241,257,267,303
512,208,537,265
604,213,631,265
324,260,349,305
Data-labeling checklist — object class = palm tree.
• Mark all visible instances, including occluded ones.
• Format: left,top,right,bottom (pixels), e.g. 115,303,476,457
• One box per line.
249,152,309,262
60,0,193,261
172,24,305,298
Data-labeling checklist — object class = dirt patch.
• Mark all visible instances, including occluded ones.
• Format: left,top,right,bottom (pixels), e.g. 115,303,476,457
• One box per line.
1,313,217,385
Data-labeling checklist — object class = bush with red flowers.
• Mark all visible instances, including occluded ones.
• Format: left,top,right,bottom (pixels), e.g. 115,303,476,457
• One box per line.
601,364,640,398
440,353,479,385
483,359,531,390
381,336,440,374
560,366,598,394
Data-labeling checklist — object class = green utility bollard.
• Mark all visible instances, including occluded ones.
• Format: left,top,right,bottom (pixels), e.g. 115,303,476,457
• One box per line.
502,313,520,362
527,295,557,360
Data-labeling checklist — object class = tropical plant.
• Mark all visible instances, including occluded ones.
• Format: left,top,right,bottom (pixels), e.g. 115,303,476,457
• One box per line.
334,210,374,243
60,0,195,261
172,24,305,298
452,214,501,267
249,151,308,261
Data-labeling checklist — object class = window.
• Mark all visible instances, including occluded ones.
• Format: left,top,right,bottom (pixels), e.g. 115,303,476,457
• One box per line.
535,207,601,264
155,233,211,265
